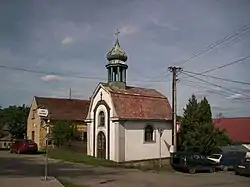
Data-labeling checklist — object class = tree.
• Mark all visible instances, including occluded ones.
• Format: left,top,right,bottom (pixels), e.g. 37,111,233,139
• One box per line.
51,121,75,147
0,107,4,138
0,105,29,139
180,95,231,154
180,94,200,148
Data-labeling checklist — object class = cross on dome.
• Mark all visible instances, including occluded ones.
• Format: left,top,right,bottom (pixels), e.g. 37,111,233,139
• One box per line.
114,29,120,39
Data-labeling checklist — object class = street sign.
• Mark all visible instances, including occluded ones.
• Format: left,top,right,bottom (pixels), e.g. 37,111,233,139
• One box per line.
169,145,174,153
37,107,49,118
158,127,164,137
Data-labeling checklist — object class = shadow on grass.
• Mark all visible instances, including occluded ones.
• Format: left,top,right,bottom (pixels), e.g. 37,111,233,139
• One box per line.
48,148,174,172
58,178,89,187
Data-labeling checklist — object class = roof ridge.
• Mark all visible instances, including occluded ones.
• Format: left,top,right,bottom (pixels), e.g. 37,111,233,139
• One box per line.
110,91,167,99
35,96,90,102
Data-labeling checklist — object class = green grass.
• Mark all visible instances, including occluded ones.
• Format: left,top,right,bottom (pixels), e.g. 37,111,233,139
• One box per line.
48,148,173,172
48,148,119,167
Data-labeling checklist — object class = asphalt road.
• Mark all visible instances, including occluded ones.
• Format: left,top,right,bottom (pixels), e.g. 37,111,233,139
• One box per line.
0,151,250,187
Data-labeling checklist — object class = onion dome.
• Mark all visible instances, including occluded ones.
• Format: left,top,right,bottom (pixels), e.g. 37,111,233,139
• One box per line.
106,38,128,62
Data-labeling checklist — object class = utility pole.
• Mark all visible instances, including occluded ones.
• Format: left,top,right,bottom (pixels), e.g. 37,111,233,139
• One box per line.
168,66,182,153
69,88,72,99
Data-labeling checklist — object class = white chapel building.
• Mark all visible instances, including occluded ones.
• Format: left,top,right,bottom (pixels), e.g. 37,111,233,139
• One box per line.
85,37,173,162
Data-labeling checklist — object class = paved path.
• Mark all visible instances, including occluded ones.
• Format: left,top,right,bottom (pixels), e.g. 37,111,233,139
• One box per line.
0,177,64,187
0,151,250,187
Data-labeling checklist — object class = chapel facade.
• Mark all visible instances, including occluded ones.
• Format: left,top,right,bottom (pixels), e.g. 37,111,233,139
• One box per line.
85,35,173,162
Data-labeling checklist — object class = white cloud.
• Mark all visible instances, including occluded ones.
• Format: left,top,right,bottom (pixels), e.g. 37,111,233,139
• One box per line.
41,75,61,82
149,16,180,31
226,93,244,100
119,25,139,36
61,36,74,44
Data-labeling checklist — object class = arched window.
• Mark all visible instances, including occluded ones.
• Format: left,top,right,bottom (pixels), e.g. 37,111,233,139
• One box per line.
98,111,105,126
144,125,154,142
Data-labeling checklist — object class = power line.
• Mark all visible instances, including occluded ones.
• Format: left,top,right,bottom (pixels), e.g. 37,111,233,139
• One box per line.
180,55,250,79
198,55,250,74
150,23,250,80
179,80,250,101
177,23,250,67
182,70,250,86
181,71,250,98
180,78,250,95
0,65,168,83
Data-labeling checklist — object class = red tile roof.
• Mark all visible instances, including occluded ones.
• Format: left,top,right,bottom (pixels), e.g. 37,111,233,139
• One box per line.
35,97,90,121
213,117,250,143
101,83,172,120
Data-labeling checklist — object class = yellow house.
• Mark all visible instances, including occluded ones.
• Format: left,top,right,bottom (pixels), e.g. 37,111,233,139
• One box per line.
26,96,90,150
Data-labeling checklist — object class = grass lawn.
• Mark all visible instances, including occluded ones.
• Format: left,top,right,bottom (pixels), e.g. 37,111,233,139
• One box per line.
48,148,173,172
48,148,119,167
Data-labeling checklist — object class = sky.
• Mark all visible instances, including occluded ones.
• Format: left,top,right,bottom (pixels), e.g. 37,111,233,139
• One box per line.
0,0,250,118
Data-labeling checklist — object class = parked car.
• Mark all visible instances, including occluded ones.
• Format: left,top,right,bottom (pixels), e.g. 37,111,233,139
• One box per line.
208,152,246,171
207,153,223,170
10,139,38,154
171,152,216,174
234,157,250,176
207,154,222,163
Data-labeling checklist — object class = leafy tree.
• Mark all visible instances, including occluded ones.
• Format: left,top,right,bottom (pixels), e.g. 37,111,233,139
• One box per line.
180,94,200,147
180,94,231,154
0,105,29,139
0,107,4,138
51,121,75,147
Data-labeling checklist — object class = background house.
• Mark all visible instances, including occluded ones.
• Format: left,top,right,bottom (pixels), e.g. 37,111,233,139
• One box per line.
213,117,250,145
27,96,90,150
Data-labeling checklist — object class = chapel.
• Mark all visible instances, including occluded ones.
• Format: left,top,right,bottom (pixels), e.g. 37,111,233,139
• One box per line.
85,34,173,162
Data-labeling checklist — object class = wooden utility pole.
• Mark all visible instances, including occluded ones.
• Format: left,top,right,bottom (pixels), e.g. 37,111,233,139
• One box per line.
168,66,182,153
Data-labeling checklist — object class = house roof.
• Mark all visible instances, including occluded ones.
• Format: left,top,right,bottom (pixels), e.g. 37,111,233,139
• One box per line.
35,96,90,121
213,117,250,143
101,83,172,120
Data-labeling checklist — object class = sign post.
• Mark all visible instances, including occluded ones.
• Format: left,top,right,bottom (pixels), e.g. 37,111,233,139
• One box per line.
37,106,49,181
158,128,163,168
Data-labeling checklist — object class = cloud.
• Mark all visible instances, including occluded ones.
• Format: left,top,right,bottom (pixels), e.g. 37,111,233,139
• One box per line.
61,36,74,44
226,93,244,100
149,16,180,31
41,75,61,82
119,25,139,36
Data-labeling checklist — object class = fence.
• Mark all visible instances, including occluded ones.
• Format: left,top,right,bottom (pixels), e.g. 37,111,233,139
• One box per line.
0,139,13,150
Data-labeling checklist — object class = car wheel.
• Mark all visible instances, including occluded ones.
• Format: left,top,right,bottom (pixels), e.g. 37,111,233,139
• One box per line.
210,167,215,173
189,168,196,174
9,150,13,153
223,166,228,172
235,171,239,175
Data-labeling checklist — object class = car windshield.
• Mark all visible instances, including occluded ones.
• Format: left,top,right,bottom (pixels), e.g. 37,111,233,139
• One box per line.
209,154,221,159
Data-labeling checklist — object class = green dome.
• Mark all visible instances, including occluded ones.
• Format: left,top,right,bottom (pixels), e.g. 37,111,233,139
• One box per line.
106,39,128,62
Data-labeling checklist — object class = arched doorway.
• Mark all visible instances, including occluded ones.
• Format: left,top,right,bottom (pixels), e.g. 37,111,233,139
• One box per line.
97,131,106,159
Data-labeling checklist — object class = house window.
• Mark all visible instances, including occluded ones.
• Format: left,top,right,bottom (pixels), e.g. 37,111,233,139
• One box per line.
98,111,105,126
31,131,35,141
144,125,154,142
32,109,36,119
